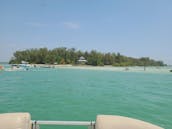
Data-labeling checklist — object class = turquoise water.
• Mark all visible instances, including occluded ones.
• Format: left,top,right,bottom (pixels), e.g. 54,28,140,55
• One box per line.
0,68,172,129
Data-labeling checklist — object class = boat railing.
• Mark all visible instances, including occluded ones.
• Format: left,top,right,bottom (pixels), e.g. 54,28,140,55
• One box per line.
0,113,164,129
31,120,96,129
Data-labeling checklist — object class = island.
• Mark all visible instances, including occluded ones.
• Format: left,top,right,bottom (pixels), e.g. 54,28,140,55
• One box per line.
9,47,166,66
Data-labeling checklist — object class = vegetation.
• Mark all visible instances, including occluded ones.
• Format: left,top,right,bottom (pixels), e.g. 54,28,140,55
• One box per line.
9,47,166,66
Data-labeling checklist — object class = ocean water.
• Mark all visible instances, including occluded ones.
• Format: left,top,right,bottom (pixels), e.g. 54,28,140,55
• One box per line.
0,67,172,129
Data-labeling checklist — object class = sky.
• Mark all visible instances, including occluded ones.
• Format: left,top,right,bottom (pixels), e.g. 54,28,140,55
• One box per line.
0,0,172,64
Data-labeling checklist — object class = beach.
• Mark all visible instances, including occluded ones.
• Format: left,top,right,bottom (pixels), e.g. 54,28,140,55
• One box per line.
1,63,172,74
25,64,172,74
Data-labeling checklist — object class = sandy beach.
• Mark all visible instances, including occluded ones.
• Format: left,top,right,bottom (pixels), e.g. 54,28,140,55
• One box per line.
2,63,171,73
30,64,172,73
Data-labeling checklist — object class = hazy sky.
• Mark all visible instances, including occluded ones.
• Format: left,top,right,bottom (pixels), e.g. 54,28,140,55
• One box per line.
0,0,172,64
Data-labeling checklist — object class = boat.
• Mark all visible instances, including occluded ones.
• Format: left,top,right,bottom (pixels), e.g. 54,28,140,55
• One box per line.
0,113,163,129
5,63,32,71
4,64,25,71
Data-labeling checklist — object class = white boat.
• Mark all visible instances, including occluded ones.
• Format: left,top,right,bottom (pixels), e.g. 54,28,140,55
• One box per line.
5,63,33,71
4,64,25,71
0,113,163,129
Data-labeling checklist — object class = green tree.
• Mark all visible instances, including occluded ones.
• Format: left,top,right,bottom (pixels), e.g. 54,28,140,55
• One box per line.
9,47,166,66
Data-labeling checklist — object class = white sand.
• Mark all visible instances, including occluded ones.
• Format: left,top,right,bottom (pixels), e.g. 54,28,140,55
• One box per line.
4,64,172,73
53,65,172,73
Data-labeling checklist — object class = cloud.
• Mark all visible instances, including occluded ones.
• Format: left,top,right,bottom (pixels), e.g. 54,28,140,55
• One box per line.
63,22,80,29
25,21,80,29
25,22,47,27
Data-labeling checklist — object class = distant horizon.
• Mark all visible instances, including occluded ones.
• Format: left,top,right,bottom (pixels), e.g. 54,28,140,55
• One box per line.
1,0,172,64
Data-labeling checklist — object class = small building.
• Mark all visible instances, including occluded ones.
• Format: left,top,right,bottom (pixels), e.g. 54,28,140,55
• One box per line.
21,61,29,64
78,56,87,64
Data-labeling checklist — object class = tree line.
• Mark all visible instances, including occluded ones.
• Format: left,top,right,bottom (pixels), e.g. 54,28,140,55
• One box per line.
9,47,166,66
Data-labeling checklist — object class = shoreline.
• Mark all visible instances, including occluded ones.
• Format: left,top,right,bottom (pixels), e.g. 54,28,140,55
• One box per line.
32,64,171,73
2,63,171,73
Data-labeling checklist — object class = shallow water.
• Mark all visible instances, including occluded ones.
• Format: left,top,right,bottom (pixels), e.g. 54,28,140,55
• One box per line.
0,67,172,129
